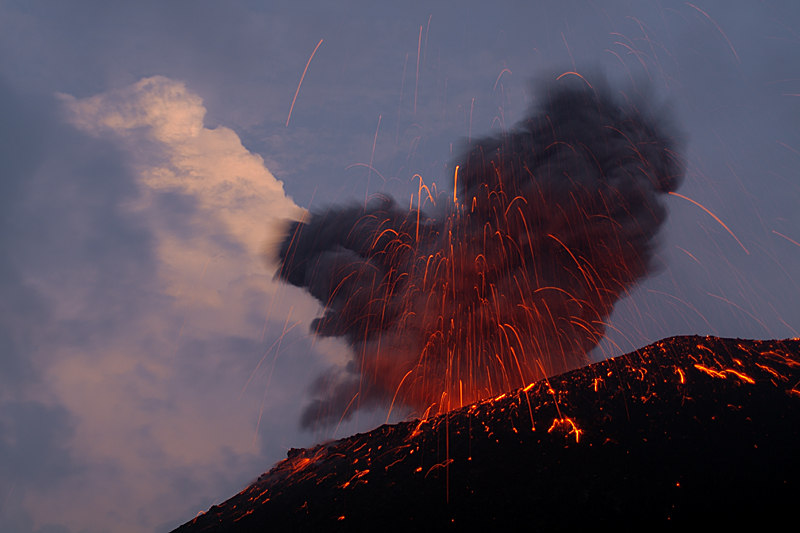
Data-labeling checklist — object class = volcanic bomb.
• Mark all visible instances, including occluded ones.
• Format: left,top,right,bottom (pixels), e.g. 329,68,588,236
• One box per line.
173,335,800,531
276,72,685,428
171,73,800,533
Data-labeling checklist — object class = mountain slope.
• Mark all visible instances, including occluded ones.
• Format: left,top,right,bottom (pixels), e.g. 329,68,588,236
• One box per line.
173,335,800,531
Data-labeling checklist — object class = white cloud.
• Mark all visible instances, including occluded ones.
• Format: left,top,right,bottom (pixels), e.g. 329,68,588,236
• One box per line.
59,76,304,268
12,77,348,532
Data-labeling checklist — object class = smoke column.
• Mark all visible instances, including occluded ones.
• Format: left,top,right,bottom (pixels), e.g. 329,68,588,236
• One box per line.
276,73,685,429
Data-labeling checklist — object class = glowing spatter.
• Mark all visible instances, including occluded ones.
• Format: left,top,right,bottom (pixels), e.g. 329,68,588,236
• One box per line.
277,73,685,428
174,336,800,531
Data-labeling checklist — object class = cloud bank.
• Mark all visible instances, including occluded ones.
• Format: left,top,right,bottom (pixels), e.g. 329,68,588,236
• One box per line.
1,76,331,533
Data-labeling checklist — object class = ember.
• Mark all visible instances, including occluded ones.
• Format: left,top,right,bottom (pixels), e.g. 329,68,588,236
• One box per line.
173,336,800,530
276,72,685,427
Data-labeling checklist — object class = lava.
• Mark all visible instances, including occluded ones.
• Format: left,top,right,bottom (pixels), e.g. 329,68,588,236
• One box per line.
276,72,685,427
172,335,800,531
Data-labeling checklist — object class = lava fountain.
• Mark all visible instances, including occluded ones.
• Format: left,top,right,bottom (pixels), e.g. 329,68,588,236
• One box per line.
276,72,685,428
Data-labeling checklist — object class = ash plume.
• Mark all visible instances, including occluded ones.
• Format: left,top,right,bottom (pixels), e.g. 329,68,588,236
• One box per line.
276,72,685,429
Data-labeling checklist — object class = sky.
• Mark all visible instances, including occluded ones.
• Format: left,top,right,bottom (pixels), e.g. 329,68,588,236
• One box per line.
0,1,798,531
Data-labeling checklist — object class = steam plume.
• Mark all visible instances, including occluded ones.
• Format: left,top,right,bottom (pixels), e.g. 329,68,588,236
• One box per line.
276,73,685,429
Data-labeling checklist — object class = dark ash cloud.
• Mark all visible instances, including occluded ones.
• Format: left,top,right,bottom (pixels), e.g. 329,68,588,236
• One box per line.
277,72,685,428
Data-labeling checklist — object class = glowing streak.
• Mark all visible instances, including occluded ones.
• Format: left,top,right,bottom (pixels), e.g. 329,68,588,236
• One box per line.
503,195,528,219
254,309,298,446
773,231,800,248
366,115,382,204
423,15,432,68
470,98,476,142
556,71,594,89
501,325,530,385
548,417,582,443
724,369,755,384
547,234,591,285
286,39,323,127
694,364,756,384
414,26,421,114
0,484,14,518
676,246,702,265
386,369,414,423
755,363,782,380
536,359,564,420
706,293,771,333
345,163,388,184
171,255,216,370
561,33,576,71
413,174,434,242
453,165,459,203
613,41,652,80
668,192,749,254
494,68,512,91
570,318,598,339
425,459,454,478
776,141,800,157
685,3,740,63
646,289,716,331
334,393,360,440
240,317,303,400
626,16,668,83
396,53,408,143
604,49,636,87
373,228,400,248
521,382,536,431
695,364,726,379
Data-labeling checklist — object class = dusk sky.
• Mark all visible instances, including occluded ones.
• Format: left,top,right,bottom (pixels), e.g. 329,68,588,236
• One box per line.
1,1,798,531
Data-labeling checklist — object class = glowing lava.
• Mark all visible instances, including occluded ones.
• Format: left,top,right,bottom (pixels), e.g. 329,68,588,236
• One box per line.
277,73,685,427
173,335,800,530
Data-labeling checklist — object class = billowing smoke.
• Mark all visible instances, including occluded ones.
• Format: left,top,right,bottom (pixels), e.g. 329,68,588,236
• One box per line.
276,73,685,429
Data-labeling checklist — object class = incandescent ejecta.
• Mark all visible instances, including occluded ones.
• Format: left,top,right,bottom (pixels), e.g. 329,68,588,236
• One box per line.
276,72,685,428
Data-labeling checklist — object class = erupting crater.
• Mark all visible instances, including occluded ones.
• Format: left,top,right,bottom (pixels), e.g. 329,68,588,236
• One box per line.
173,74,798,531
275,74,685,427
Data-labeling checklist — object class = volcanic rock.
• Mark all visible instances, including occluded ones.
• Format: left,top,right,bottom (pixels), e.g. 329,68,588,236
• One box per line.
172,335,800,531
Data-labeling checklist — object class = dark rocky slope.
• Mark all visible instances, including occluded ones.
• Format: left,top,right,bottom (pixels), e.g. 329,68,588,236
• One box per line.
173,335,800,531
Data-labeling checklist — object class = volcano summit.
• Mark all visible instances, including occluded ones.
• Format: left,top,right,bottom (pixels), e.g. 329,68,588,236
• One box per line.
173,335,800,531
275,73,685,428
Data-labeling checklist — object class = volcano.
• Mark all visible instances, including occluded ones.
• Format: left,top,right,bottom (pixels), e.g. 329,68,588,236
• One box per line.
172,335,800,531
273,75,686,428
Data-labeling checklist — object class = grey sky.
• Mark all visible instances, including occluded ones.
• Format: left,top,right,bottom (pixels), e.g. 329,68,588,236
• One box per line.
0,1,798,531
